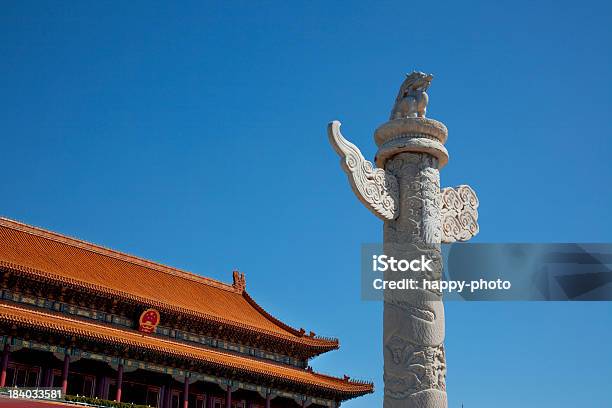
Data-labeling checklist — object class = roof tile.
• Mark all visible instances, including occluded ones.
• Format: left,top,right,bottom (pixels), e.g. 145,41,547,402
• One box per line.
0,302,372,396
0,218,336,350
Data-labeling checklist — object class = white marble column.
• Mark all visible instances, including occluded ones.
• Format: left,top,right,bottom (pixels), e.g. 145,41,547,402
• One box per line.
328,72,452,408
381,152,447,408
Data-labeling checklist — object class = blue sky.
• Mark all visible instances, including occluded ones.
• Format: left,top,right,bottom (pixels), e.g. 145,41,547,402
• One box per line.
1,1,611,407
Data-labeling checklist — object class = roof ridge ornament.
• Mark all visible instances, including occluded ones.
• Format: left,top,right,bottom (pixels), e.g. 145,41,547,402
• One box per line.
232,270,246,292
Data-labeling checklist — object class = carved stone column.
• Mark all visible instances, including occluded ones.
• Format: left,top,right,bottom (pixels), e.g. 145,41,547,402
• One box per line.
378,128,448,408
328,72,479,408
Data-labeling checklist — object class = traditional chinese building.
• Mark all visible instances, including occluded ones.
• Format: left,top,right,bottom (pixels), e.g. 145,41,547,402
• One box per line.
0,218,372,408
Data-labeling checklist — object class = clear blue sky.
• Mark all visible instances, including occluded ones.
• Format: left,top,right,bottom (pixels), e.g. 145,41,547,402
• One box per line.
1,2,611,407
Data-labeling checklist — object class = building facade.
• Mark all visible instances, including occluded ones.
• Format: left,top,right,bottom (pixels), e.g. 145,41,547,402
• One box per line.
0,218,372,408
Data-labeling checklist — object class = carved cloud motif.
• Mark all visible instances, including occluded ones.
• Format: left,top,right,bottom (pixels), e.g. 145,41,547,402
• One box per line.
440,185,479,243
327,121,399,221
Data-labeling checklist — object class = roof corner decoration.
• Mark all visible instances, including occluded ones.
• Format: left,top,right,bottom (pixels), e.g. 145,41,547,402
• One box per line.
232,270,246,293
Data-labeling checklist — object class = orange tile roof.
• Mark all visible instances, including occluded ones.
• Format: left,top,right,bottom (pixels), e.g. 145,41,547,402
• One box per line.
0,302,373,397
0,218,337,351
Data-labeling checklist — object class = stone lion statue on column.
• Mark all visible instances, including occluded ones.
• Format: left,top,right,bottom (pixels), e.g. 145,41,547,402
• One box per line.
390,71,434,119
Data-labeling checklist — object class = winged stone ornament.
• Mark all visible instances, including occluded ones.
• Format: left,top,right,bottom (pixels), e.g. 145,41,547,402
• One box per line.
327,121,399,221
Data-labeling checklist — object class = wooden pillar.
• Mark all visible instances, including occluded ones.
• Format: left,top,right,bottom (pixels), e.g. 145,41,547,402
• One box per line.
102,376,110,400
226,386,232,408
0,343,10,387
97,375,109,399
164,379,173,408
265,393,271,408
41,367,48,387
40,367,46,387
115,364,124,402
159,386,166,408
96,375,103,398
43,367,52,387
183,375,189,408
61,354,70,395
206,393,213,408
